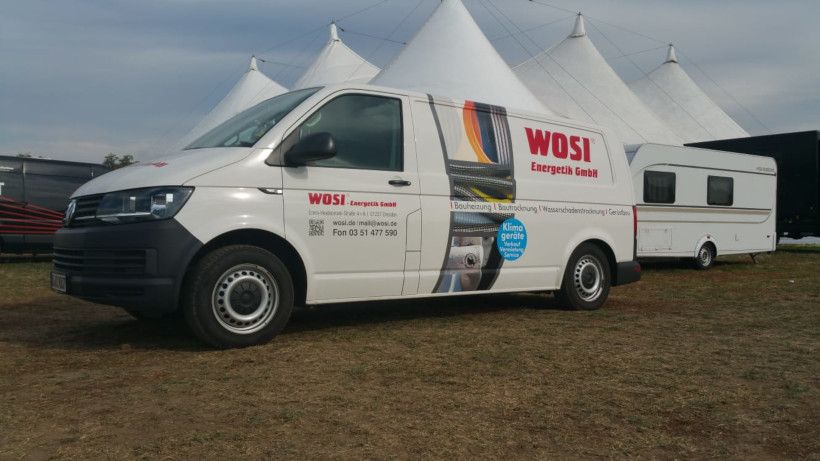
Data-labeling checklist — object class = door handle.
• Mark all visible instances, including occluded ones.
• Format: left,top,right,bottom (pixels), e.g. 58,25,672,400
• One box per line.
389,179,412,186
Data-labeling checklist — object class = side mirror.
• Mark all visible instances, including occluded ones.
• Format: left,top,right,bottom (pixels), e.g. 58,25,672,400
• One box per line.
284,132,337,166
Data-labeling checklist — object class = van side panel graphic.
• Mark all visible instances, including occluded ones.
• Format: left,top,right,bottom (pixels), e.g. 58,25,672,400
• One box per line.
431,100,515,293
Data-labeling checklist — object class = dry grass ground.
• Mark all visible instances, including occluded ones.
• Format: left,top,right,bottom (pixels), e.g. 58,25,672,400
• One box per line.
0,247,818,460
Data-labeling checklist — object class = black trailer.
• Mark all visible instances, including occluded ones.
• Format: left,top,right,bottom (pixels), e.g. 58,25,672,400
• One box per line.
688,130,820,239
0,156,109,254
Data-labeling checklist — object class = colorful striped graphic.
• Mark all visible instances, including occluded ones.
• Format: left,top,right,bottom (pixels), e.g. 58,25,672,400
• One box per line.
432,99,516,294
463,101,494,163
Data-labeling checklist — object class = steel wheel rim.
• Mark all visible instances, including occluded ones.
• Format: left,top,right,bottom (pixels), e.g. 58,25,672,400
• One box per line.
699,247,712,266
573,256,604,301
212,264,279,334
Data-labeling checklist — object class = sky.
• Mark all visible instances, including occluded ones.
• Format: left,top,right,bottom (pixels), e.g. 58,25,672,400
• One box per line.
1,0,818,164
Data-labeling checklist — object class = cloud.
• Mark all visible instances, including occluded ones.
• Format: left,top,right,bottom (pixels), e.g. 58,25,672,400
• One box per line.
0,0,817,162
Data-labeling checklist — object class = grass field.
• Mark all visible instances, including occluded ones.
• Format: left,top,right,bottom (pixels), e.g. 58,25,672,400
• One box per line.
0,247,818,459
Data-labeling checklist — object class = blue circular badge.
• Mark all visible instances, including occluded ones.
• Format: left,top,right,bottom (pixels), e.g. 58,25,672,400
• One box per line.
497,218,527,261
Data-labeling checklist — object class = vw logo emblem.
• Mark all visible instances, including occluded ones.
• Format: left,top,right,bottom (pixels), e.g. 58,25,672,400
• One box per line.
64,200,77,225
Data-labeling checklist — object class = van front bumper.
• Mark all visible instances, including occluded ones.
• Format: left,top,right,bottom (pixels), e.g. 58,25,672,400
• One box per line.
51,219,203,315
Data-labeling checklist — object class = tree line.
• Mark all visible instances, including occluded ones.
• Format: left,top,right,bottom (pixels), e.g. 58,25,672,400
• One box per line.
101,153,137,169
16,152,137,170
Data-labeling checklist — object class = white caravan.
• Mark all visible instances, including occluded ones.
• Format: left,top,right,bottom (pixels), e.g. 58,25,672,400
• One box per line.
51,84,641,348
627,143,776,269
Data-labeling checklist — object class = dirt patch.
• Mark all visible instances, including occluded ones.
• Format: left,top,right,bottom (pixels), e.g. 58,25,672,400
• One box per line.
0,249,818,459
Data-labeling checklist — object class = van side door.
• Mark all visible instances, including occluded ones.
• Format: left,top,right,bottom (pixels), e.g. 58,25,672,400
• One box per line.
281,91,421,302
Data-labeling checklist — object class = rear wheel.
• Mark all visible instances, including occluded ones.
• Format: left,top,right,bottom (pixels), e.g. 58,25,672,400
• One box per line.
694,243,715,270
555,243,611,311
183,245,294,348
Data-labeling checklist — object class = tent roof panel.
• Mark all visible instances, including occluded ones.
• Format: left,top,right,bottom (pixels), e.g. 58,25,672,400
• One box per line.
371,0,552,115
630,45,749,143
292,23,380,89
173,57,287,150
515,15,683,145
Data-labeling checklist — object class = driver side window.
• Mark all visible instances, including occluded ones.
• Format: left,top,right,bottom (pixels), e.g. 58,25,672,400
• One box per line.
298,94,403,171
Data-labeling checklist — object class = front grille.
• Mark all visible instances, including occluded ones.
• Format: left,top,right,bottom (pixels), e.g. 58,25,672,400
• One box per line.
53,248,151,275
69,194,104,227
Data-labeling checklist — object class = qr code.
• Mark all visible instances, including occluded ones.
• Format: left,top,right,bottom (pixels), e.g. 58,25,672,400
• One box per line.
309,219,324,237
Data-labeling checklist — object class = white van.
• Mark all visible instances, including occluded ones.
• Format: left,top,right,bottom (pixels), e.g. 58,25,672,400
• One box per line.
52,84,640,348
627,143,777,269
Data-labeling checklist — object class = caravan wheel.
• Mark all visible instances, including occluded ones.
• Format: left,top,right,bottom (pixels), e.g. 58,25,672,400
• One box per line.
695,243,715,270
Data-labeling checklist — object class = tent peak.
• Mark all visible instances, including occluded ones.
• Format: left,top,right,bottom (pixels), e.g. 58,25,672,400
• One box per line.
571,13,586,37
665,44,678,64
630,43,748,142
329,22,340,42
247,56,259,73
292,20,380,89
372,0,551,115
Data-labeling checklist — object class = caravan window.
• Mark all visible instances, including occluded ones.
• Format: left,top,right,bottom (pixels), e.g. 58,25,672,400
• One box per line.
643,171,676,204
297,94,403,171
707,176,733,206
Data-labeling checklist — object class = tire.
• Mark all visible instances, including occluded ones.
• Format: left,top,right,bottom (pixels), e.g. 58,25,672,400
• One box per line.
694,243,715,270
555,243,611,311
183,245,294,348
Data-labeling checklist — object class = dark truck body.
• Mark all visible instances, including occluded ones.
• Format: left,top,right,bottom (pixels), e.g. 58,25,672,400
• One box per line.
0,156,109,254
688,130,820,239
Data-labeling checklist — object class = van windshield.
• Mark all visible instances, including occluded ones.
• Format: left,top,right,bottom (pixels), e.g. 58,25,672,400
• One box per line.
185,87,320,150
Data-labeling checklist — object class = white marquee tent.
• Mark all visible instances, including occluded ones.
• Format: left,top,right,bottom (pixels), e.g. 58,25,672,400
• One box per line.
173,56,287,150
292,23,380,89
371,0,552,115
514,15,682,145
629,45,749,143
172,4,748,152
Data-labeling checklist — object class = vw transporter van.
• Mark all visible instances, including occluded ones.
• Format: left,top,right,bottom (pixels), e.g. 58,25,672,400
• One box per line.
52,84,641,348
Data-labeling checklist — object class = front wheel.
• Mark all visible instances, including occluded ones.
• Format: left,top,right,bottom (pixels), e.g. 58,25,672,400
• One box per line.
183,245,294,348
555,243,611,311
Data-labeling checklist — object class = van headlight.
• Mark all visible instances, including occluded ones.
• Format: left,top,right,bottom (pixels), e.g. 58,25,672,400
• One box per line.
96,187,194,224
